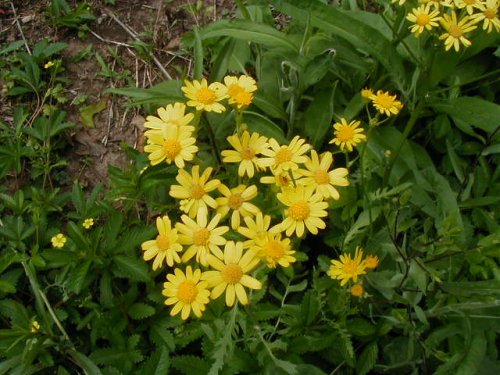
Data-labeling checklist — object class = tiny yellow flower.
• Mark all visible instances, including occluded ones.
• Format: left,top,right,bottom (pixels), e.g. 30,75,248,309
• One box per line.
439,12,478,52
369,90,404,116
329,118,367,152
44,61,55,69
328,247,367,286
365,255,380,270
406,4,442,36
223,75,257,109
215,184,260,230
182,78,227,113
51,233,67,248
144,102,194,130
141,216,183,270
82,218,94,229
31,320,41,333
221,131,270,178
351,284,365,297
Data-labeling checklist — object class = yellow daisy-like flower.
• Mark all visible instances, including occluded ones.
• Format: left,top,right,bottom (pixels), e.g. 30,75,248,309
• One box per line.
274,185,328,237
361,87,374,101
369,90,404,116
223,75,257,109
216,184,260,230
221,131,269,178
141,216,183,270
471,0,500,33
260,136,310,174
297,150,349,200
351,284,365,297
365,254,380,269
328,247,367,286
144,102,194,130
31,320,41,333
406,4,442,36
82,218,94,229
51,233,66,248
176,208,229,266
202,241,262,306
455,0,484,15
181,78,227,113
439,12,478,52
252,233,296,269
169,165,220,218
237,212,273,246
144,125,198,168
162,266,210,320
329,118,367,152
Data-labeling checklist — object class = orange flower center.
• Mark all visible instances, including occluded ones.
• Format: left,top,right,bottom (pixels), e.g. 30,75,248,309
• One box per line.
416,13,430,26
314,169,330,185
221,263,243,284
343,260,359,276
196,87,216,105
156,234,170,251
240,147,255,160
234,91,253,106
336,125,355,142
463,0,476,4
194,228,210,246
365,256,379,269
264,240,285,260
228,193,244,210
449,24,463,38
190,184,205,199
484,8,497,19
351,284,364,297
162,139,182,160
177,281,198,303
288,201,310,221
275,148,293,164
227,84,241,98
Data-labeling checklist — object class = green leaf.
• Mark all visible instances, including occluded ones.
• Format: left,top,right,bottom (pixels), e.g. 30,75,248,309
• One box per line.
346,318,376,337
171,355,210,375
302,89,334,149
128,303,155,320
456,331,487,375
446,139,465,183
356,342,378,375
193,26,203,80
106,80,184,106
79,98,108,128
441,280,500,296
66,260,91,294
69,350,103,375
243,111,287,144
300,291,320,326
113,255,150,282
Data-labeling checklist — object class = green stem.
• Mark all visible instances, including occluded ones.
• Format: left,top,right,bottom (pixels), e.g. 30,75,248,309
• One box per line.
234,0,251,20
203,115,223,168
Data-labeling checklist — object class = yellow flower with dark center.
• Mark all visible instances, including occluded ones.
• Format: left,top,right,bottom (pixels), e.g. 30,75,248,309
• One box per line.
31,320,41,333
223,75,257,109
163,266,210,320
365,254,380,269
252,233,296,268
274,185,328,237
202,241,262,306
82,218,94,229
237,212,273,247
182,78,227,113
406,4,442,36
328,247,367,286
141,216,183,270
369,90,404,116
260,136,310,174
51,233,67,248
329,118,367,152
144,102,194,130
351,284,365,297
176,208,229,266
298,150,349,200
221,131,269,178
216,184,260,230
169,165,220,218
439,12,478,51
471,0,500,33
144,125,198,168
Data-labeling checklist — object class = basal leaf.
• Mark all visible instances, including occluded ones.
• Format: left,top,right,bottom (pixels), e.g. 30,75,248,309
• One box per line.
113,255,150,282
356,342,378,375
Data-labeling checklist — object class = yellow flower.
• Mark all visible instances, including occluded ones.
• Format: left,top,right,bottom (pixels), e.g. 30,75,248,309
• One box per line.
297,150,349,200
141,216,183,270
202,241,262,306
329,118,367,152
176,208,229,266
252,233,296,268
144,102,194,130
82,218,94,229
471,0,500,33
182,78,227,113
351,284,365,297
51,233,67,248
163,266,210,320
369,90,404,116
455,0,484,15
44,61,55,69
237,212,273,246
169,165,220,218
361,87,374,101
439,12,478,52
144,125,198,168
260,136,310,174
216,184,260,230
274,185,328,237
365,255,380,269
406,4,442,36
31,320,41,333
260,171,299,189
223,75,257,109
221,131,269,178
328,247,367,286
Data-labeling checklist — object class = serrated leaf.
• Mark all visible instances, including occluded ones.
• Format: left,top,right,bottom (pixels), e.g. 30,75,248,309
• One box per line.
113,255,150,282
128,303,155,320
171,355,210,375
356,342,378,375
66,260,91,294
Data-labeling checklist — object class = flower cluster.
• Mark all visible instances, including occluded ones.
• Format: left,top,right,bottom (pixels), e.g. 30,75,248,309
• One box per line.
140,75,355,319
327,246,379,297
396,0,500,51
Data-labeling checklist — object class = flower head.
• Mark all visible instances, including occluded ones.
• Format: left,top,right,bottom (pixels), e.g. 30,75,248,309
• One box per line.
406,4,442,36
31,320,41,333
369,90,404,116
260,136,310,174
144,102,194,130
471,0,500,33
216,184,260,230
82,218,94,229
252,233,296,268
223,75,257,109
365,255,379,269
439,12,478,51
182,78,227,113
328,247,367,286
202,241,262,306
44,61,55,69
274,185,328,237
455,0,485,15
361,87,374,101
260,171,299,189
163,266,210,320
221,131,269,178
141,216,183,270
351,284,365,297
329,118,367,152
51,233,67,248
169,166,220,218
297,150,349,200
237,212,273,246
